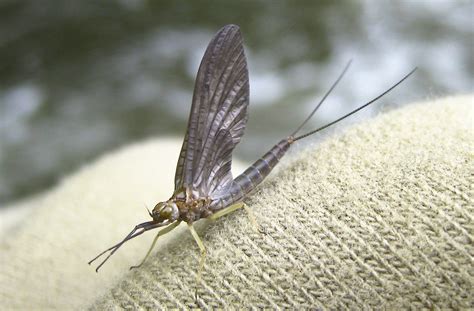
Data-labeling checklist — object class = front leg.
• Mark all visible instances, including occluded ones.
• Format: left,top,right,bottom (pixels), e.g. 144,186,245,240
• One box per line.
130,221,181,270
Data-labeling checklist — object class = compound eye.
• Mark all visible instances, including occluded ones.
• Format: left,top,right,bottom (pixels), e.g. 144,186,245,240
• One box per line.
160,205,173,219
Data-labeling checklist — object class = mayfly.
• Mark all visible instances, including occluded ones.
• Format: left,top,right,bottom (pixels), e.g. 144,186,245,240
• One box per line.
89,24,416,274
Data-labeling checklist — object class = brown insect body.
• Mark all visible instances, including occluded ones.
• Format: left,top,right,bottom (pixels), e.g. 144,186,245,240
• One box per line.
89,24,416,273
176,195,211,222
151,137,292,225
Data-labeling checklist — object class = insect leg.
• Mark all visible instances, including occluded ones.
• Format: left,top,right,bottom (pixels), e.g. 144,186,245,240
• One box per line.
129,221,181,270
209,202,259,232
187,223,206,300
208,202,245,220
88,220,158,271
242,204,260,232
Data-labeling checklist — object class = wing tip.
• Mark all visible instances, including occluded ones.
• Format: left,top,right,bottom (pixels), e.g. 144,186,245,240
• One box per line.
216,24,241,37
221,24,240,30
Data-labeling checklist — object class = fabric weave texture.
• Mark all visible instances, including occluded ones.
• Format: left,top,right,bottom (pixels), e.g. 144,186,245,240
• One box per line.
0,96,472,310
93,96,473,309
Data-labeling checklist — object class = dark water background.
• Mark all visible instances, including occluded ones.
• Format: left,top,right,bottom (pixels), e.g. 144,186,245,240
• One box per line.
0,0,472,205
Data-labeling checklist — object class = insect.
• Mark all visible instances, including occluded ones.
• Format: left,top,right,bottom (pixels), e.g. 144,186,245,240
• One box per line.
89,24,416,275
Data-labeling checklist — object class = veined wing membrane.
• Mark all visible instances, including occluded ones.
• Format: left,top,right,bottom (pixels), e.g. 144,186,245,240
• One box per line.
174,25,249,198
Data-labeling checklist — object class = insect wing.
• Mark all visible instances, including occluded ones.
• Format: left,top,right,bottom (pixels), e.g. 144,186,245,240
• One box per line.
174,25,250,198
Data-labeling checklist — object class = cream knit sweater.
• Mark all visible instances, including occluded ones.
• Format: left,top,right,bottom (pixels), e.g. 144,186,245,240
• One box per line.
0,95,472,309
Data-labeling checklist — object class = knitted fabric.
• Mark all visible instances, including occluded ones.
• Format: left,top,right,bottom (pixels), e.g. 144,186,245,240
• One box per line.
1,96,473,309
93,95,473,309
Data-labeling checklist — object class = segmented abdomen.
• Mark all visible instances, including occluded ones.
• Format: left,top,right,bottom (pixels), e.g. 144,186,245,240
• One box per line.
211,138,291,210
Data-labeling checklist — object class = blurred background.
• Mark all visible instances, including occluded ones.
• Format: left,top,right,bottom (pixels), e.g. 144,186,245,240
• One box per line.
0,0,472,206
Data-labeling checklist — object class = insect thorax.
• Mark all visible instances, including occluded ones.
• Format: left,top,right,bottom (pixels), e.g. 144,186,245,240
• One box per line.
172,188,212,222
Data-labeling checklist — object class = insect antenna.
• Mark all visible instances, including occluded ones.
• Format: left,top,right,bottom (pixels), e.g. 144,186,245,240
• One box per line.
293,67,417,142
144,204,153,218
88,220,168,272
291,59,353,137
